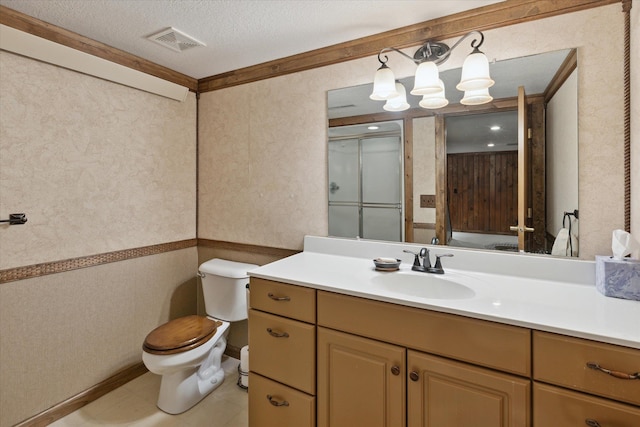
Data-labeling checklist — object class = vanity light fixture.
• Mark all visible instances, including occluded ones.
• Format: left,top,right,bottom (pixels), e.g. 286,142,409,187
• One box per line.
370,30,494,111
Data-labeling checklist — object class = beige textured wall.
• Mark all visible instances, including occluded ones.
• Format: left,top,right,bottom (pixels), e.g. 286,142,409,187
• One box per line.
0,52,197,270
413,117,436,227
197,72,332,250
0,52,198,426
0,249,198,426
198,4,627,258
412,116,437,245
546,70,579,237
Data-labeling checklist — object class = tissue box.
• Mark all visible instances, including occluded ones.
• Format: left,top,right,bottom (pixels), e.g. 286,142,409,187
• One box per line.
595,255,640,301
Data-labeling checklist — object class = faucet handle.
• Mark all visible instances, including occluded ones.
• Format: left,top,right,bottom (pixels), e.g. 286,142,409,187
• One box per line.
426,254,454,274
433,254,454,269
403,249,421,268
402,249,422,268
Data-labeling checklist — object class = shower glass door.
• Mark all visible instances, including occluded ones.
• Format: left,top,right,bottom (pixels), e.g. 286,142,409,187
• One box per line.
328,137,360,238
328,122,403,242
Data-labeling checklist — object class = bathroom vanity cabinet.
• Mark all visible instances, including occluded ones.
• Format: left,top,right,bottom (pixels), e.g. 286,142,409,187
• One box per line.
248,278,640,427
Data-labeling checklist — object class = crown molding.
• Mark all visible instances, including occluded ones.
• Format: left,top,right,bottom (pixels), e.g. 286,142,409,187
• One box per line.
197,0,619,93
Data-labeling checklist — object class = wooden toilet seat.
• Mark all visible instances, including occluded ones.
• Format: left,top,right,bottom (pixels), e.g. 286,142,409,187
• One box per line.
143,315,222,355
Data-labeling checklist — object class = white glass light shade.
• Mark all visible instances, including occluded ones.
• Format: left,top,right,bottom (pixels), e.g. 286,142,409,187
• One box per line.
419,80,448,109
460,87,493,105
456,51,495,92
370,65,399,100
383,83,410,111
411,61,441,95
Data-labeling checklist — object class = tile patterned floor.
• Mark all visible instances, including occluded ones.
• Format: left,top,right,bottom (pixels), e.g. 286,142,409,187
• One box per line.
50,356,248,427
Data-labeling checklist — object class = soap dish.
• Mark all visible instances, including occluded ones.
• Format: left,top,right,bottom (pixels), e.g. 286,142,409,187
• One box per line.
373,258,401,271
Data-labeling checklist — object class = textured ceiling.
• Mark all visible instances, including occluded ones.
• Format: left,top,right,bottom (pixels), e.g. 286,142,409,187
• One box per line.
0,0,503,79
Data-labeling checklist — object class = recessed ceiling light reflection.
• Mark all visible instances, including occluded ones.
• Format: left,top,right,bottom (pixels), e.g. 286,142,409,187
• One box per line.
368,125,379,130
490,125,501,131
487,143,495,147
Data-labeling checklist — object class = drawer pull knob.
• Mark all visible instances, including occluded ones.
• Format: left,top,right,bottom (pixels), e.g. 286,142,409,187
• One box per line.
268,293,291,302
267,395,290,407
409,371,420,381
391,365,401,376
585,419,601,427
266,328,289,338
586,362,640,380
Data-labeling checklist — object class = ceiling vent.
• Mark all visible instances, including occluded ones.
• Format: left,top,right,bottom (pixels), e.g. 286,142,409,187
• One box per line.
147,27,205,53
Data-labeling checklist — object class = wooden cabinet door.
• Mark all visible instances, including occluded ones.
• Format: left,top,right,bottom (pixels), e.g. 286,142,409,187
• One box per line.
317,327,405,427
408,350,530,427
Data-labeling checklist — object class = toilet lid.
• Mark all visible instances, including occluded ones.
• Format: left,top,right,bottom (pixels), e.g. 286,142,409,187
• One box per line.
143,315,221,355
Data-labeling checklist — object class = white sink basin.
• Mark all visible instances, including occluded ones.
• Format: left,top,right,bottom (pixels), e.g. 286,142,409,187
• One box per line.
371,272,475,299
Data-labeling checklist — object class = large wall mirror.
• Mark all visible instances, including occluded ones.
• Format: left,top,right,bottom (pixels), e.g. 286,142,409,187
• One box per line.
328,48,579,256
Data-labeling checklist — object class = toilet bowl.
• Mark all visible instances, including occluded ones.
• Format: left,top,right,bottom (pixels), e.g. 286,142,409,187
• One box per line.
142,259,257,414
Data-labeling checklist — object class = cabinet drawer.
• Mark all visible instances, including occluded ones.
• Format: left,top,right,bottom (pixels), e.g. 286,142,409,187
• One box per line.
250,277,316,322
249,309,316,394
533,382,640,426
533,331,640,405
318,291,530,376
249,372,316,427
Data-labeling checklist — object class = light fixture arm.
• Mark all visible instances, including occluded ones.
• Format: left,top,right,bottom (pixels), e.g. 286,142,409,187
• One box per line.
376,30,486,66
446,30,485,55
377,47,419,66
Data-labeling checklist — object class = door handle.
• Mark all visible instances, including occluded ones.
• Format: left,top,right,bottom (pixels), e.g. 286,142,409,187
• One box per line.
266,328,289,338
509,225,534,233
267,395,290,407
268,293,291,302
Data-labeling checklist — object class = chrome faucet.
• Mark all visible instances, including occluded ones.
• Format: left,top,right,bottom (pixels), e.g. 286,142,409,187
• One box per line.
403,249,453,274
404,248,429,272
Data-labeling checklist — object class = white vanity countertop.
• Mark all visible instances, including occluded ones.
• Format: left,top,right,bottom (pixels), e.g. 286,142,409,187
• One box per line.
248,237,640,349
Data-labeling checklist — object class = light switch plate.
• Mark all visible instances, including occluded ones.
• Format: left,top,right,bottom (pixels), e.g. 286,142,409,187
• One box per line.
420,195,436,208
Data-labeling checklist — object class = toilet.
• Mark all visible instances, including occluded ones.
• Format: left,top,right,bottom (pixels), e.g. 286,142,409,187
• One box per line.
142,258,257,414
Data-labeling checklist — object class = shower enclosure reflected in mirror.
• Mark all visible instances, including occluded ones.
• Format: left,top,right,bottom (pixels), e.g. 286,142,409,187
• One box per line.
328,48,579,255
328,121,404,241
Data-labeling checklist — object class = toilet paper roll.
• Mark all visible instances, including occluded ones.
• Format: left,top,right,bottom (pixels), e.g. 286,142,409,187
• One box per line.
240,345,249,372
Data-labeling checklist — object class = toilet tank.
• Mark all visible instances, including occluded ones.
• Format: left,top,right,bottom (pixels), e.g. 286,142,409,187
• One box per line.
199,259,258,322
